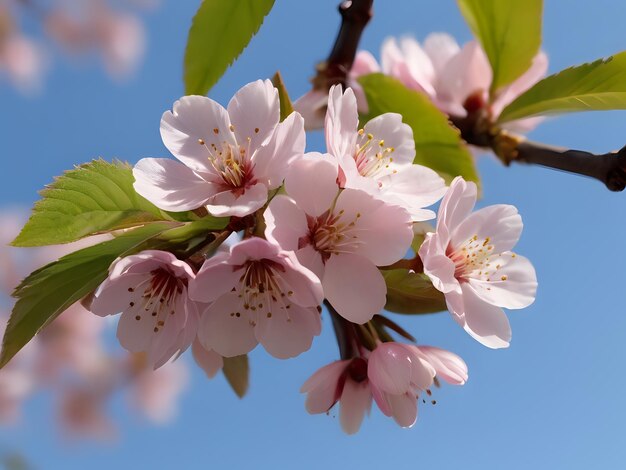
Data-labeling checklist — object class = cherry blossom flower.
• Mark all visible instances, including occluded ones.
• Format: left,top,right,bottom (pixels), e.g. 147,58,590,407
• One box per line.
265,154,413,324
89,250,199,368
127,357,189,424
58,385,115,439
325,85,446,221
133,80,305,217
190,237,323,359
192,339,223,379
300,357,372,434
353,34,547,130
367,342,467,427
0,32,46,93
419,177,538,348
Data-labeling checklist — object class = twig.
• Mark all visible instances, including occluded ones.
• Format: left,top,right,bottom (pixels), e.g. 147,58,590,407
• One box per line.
451,113,626,192
311,0,374,90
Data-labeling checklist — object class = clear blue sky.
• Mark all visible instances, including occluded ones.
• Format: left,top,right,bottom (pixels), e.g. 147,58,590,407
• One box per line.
2,1,626,468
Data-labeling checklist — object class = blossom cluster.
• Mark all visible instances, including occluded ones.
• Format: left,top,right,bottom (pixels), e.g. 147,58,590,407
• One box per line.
295,32,547,134
0,0,151,92
76,78,537,433
0,213,188,438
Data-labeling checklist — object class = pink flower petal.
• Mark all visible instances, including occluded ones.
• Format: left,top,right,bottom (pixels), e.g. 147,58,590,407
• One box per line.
458,283,512,349
192,339,224,379
301,360,349,414
415,346,468,385
467,253,537,309
339,379,372,435
388,391,418,428
133,158,215,211
90,273,150,316
351,50,381,77
160,95,236,173
253,112,306,189
423,33,461,75
362,112,415,167
277,251,324,307
198,292,258,357
293,89,327,131
189,254,242,303
419,232,460,294
256,303,321,359
451,204,523,254
227,79,280,150
438,176,477,240
326,85,358,160
285,153,339,218
323,254,386,324
264,195,309,251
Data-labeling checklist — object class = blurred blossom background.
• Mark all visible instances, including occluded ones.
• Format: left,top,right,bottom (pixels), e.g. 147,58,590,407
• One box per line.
1,0,626,468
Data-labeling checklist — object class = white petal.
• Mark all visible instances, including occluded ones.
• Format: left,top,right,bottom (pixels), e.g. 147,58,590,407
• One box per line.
363,112,415,167
205,182,268,217
325,85,359,160
133,158,215,211
468,253,537,309
227,79,280,149
160,95,236,173
451,204,522,253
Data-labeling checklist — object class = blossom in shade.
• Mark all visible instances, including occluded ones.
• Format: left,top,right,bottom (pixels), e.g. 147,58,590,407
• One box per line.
353,34,547,131
265,154,413,324
133,80,305,217
190,237,323,359
89,250,199,368
192,339,223,379
127,357,189,424
300,357,372,435
419,177,538,348
367,342,467,428
325,85,446,221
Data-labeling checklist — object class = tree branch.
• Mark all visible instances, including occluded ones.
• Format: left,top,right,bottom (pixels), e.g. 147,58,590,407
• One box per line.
451,113,626,192
312,0,373,90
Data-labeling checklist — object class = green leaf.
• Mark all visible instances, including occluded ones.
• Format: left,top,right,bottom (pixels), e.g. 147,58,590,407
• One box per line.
272,71,294,122
359,74,479,184
184,0,276,95
458,0,543,92
12,159,170,247
222,354,249,398
499,52,626,122
1,222,175,368
383,269,447,315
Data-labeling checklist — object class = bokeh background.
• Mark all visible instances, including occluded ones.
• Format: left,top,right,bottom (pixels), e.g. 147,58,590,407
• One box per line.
2,0,626,468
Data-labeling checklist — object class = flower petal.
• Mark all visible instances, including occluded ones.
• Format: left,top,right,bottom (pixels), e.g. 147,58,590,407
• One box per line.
419,232,460,294
388,391,418,428
301,360,349,414
205,182,268,217
323,254,386,324
264,195,309,251
227,79,279,149
363,112,415,167
325,85,359,160
467,253,537,309
90,273,149,317
438,176,477,240
192,339,224,379
160,95,236,173
189,255,242,303
415,346,468,385
339,379,372,435
423,33,461,74
198,292,258,357
285,153,339,218
133,158,215,212
451,204,523,254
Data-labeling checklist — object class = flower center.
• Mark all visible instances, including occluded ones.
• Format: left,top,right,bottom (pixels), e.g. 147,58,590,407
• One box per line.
306,209,364,261
235,259,293,324
354,128,397,179
447,235,506,283
198,137,253,190
128,268,187,333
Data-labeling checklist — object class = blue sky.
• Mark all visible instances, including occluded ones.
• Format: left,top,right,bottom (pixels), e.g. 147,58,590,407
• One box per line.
2,1,626,468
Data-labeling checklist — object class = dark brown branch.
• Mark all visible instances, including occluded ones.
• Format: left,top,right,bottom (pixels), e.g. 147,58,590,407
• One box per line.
451,113,626,192
312,0,373,90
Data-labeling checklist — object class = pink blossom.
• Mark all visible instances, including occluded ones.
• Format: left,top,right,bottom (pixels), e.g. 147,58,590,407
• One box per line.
190,237,323,359
419,177,538,348
325,85,446,221
265,154,413,324
300,357,372,434
58,386,115,440
95,11,146,78
354,34,547,130
89,250,199,368
127,357,189,424
192,339,223,379
368,342,467,427
133,80,305,217
0,33,46,93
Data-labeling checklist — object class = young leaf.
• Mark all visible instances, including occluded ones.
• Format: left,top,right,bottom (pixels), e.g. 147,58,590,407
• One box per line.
359,74,479,184
1,222,175,368
499,52,626,122
222,354,249,398
458,0,543,93
12,160,167,247
383,269,447,315
184,0,276,95
272,71,294,122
